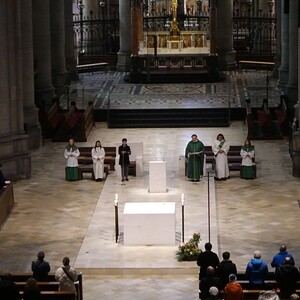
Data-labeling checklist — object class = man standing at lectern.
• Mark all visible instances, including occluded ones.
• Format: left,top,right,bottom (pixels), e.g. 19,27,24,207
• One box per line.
119,138,131,182
185,134,204,182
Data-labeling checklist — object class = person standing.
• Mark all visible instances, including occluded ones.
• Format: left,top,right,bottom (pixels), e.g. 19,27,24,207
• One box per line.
0,163,8,189
91,141,105,181
197,242,220,279
271,245,295,269
185,134,205,182
31,251,51,282
64,138,80,181
223,274,244,300
55,257,78,294
240,139,255,179
118,138,131,182
216,251,237,288
245,250,268,288
212,134,230,180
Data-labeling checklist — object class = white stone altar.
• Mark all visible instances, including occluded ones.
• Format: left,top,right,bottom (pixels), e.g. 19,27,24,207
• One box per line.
123,202,176,245
149,160,167,193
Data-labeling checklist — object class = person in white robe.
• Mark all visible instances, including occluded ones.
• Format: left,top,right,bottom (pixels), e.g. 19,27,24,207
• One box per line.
212,133,230,180
91,140,105,181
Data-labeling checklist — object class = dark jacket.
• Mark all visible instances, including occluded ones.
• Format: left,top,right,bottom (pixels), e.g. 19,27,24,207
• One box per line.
0,170,6,189
197,251,220,279
217,260,237,287
31,260,51,282
245,258,268,285
200,275,222,299
275,263,300,298
118,145,131,166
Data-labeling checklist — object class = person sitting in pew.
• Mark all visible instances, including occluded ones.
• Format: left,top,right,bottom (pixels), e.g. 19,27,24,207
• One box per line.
275,257,300,299
200,267,222,299
0,163,9,189
245,250,269,289
204,286,222,300
223,274,243,300
23,277,41,300
0,273,20,300
91,141,105,182
55,257,78,294
31,251,51,282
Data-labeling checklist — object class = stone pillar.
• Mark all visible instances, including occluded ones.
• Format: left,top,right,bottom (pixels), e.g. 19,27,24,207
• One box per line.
131,0,142,56
32,0,54,111
50,0,67,97
291,3,300,177
286,0,298,107
277,0,289,89
0,0,31,180
216,0,236,69
116,0,131,71
21,0,41,150
273,0,281,77
65,0,78,81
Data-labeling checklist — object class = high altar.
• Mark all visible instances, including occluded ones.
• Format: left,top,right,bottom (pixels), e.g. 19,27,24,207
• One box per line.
138,0,210,60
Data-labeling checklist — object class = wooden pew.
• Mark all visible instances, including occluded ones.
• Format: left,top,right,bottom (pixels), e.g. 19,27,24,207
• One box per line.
19,290,76,300
203,145,255,173
0,184,14,229
0,272,83,300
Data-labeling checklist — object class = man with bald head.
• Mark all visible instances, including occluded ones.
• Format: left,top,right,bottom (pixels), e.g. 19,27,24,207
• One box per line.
275,256,300,298
271,245,295,269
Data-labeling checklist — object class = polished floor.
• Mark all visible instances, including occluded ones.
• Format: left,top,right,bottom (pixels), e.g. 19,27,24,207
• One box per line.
0,71,299,300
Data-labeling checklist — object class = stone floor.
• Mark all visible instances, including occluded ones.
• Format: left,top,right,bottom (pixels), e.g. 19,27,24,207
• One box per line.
0,71,299,300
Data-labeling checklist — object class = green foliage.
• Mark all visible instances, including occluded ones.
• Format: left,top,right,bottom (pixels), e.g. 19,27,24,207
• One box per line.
176,233,201,261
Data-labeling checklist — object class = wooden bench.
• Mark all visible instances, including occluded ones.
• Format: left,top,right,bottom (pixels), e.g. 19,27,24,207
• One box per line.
0,272,83,300
19,290,76,300
0,184,14,229
204,145,255,173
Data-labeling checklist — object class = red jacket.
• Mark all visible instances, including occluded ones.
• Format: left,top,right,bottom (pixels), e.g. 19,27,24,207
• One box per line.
223,282,244,300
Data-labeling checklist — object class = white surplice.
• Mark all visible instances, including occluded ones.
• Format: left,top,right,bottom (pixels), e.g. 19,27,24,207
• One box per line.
212,139,230,179
91,147,105,179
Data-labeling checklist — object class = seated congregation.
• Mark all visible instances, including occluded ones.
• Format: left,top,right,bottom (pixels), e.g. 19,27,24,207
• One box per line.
198,243,300,300
0,251,82,300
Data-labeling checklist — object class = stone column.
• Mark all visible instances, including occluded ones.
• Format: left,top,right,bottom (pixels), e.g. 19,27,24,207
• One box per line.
277,0,289,89
50,0,67,97
116,0,131,71
0,0,31,180
65,0,78,81
273,0,281,77
286,0,298,107
32,0,54,111
216,0,236,69
131,0,142,56
21,0,41,150
291,3,300,177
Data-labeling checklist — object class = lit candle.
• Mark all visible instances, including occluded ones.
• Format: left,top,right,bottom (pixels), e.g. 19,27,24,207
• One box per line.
114,193,119,206
181,193,185,206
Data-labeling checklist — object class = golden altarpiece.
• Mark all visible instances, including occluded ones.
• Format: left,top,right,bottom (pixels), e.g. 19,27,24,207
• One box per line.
137,0,210,71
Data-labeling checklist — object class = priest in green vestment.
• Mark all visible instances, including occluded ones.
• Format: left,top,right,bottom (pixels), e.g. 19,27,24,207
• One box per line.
185,134,205,182
64,138,80,181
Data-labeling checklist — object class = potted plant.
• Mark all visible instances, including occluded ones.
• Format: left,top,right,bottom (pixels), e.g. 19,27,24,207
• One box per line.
176,233,201,261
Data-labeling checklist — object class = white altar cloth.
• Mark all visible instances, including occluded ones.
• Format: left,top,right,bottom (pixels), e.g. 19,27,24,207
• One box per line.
123,202,176,245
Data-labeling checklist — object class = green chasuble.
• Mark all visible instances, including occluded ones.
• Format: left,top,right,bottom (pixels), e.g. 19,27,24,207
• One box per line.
185,140,205,180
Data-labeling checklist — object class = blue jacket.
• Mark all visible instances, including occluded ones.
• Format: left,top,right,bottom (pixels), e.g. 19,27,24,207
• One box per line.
271,251,294,268
245,258,269,285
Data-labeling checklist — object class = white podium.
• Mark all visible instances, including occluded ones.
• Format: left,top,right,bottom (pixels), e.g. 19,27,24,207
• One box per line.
149,161,167,193
123,202,176,245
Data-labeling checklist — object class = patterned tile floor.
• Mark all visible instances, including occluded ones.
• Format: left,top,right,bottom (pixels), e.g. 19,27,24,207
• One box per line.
66,69,281,110
0,71,299,300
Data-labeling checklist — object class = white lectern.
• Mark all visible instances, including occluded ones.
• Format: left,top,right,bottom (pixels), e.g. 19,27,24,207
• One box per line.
123,202,176,245
149,161,166,193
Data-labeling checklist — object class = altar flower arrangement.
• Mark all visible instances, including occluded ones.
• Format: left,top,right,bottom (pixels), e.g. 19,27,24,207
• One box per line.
176,233,201,261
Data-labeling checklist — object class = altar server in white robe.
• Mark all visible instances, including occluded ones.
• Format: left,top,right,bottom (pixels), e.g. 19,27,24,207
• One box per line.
91,141,105,181
212,133,230,180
